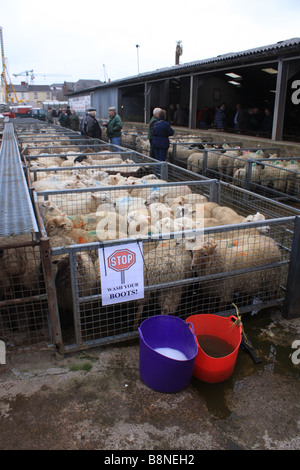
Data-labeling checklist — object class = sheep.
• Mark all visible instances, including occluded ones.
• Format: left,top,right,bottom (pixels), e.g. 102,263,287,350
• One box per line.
115,196,148,217
236,162,264,186
43,191,116,216
148,202,172,225
54,251,98,327
134,239,193,327
211,206,270,234
217,149,241,177
45,215,101,244
0,236,42,296
187,152,202,173
261,160,286,188
191,233,282,311
38,201,65,222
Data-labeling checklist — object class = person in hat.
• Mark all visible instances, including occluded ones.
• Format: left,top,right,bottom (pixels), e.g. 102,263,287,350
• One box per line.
104,106,123,146
58,108,70,128
80,107,102,139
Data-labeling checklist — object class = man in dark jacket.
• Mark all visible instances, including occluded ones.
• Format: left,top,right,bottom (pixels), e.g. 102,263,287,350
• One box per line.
80,108,102,139
80,108,102,151
58,108,70,128
69,109,80,131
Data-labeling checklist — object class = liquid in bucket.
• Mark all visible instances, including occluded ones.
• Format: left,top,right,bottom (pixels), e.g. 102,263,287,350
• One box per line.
154,347,188,361
196,334,235,358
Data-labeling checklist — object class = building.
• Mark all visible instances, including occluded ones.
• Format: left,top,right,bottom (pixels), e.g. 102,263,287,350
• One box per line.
8,82,52,107
67,38,300,141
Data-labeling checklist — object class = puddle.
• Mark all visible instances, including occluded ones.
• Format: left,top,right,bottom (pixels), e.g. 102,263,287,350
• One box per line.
190,309,300,420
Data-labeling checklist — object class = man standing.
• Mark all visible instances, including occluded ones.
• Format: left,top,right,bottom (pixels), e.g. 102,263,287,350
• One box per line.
80,108,102,139
105,106,123,146
58,108,70,128
69,109,80,132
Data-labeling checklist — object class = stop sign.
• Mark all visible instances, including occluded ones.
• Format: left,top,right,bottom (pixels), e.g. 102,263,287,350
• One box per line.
107,249,136,272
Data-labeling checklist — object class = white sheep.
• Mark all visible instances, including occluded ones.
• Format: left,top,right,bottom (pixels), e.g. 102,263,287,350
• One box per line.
134,239,193,327
191,233,282,311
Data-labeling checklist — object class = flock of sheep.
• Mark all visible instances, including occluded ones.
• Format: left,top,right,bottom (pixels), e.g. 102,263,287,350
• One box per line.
186,145,300,196
0,125,287,334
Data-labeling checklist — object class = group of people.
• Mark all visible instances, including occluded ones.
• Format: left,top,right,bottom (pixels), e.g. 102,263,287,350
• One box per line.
196,103,273,134
47,106,80,131
79,106,123,146
46,105,123,146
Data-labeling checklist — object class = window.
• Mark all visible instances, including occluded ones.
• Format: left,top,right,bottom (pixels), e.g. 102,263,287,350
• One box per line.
34,92,38,99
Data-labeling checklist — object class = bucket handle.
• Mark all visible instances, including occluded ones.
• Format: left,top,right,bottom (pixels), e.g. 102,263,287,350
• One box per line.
187,321,195,337
138,327,144,342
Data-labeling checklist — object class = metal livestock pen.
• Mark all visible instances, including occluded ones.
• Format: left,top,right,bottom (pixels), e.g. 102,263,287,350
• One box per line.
0,120,299,355
170,141,300,204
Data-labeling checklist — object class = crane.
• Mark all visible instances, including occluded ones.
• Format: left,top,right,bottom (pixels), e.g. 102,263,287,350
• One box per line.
13,69,34,82
0,26,19,104
0,26,8,102
13,70,69,84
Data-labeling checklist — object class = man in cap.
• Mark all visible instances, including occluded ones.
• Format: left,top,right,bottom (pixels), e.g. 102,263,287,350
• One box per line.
104,106,123,146
80,107,102,150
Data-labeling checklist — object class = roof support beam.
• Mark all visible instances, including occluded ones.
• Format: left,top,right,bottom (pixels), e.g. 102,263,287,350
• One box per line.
272,58,288,141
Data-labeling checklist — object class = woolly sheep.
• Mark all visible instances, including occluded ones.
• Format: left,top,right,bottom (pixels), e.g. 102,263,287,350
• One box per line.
45,216,99,244
217,149,241,177
0,236,42,295
191,233,281,310
134,239,193,326
55,251,98,327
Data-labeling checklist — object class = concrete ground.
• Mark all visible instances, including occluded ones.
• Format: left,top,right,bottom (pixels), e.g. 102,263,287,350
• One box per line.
0,308,299,451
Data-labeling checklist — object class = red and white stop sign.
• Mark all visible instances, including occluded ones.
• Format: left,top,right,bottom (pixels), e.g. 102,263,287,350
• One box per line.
108,249,136,272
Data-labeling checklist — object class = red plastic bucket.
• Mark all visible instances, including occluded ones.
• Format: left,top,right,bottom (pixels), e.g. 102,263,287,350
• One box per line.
186,314,242,383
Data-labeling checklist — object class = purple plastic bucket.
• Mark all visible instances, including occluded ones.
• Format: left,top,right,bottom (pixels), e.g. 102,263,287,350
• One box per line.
138,315,198,393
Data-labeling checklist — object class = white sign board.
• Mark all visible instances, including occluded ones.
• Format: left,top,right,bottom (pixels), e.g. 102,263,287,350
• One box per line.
99,242,144,306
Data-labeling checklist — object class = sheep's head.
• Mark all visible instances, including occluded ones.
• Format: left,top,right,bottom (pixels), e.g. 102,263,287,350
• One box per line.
191,239,218,273
46,216,73,236
242,212,270,233
39,201,64,218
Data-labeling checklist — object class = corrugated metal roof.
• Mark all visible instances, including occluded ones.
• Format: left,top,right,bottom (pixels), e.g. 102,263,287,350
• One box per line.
68,37,300,95
0,123,38,237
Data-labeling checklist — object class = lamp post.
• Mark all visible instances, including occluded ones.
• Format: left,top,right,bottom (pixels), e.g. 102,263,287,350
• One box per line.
136,44,140,75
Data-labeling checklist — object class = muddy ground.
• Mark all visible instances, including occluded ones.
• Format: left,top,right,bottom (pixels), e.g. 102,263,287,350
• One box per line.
0,308,299,451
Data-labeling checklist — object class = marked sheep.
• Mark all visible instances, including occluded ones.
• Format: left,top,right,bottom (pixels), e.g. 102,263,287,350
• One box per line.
191,234,282,311
134,239,193,327
45,216,99,244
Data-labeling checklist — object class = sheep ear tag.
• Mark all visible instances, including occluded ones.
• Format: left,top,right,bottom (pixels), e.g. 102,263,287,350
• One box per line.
98,242,144,306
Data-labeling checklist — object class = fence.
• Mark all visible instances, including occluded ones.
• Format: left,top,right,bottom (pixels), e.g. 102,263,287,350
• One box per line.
0,123,62,353
36,177,298,352
170,142,300,204
1,120,299,354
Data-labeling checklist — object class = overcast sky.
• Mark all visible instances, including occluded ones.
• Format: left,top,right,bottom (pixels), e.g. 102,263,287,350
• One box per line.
1,0,300,85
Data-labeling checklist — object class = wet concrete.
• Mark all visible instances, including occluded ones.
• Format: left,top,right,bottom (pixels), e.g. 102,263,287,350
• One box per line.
0,308,299,450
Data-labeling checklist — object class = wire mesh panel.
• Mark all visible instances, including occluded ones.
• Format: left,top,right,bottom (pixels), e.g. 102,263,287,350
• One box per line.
0,234,54,350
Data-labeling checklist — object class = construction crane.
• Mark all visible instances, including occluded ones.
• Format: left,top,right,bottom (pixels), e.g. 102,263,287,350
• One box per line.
0,26,19,103
13,69,34,82
13,70,69,84
0,26,8,102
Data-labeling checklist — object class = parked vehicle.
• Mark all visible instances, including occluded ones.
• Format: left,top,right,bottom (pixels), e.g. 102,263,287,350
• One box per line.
28,108,46,121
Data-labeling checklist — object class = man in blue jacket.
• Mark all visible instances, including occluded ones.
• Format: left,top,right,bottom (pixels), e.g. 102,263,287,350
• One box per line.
152,109,175,162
